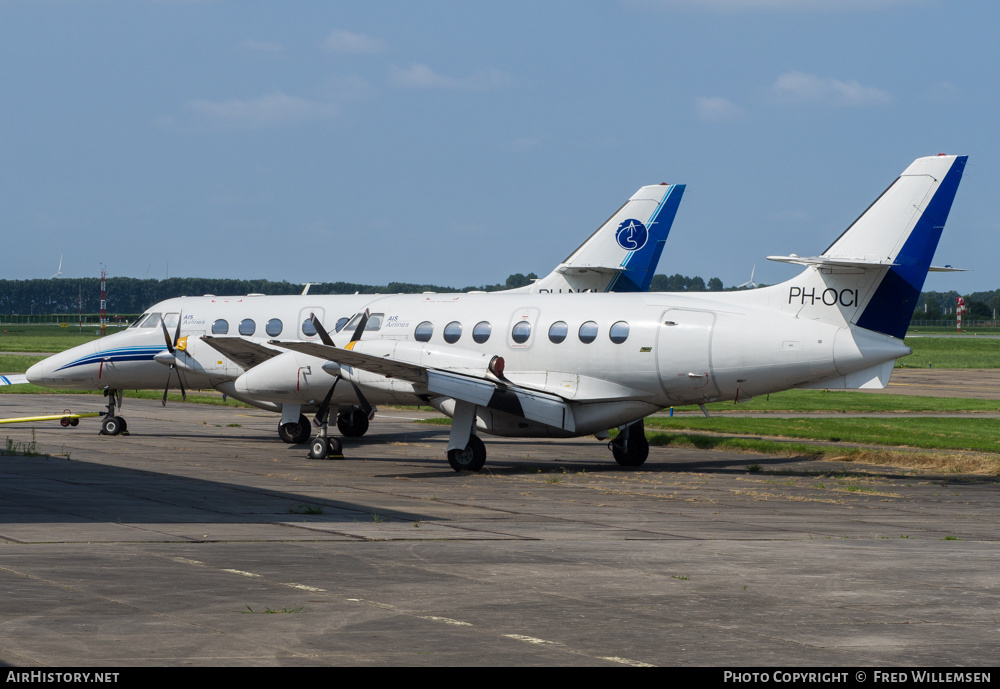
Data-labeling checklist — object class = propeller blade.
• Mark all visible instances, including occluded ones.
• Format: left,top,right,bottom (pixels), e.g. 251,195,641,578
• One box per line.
173,310,183,349
314,376,340,425
162,365,174,406
160,317,175,354
350,309,370,344
349,381,373,416
310,312,336,347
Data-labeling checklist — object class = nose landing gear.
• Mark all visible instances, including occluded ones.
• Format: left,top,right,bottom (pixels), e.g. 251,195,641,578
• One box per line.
98,388,128,436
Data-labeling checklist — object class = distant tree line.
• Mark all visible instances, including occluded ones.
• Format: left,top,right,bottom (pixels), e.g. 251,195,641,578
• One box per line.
0,272,725,316
914,290,1000,322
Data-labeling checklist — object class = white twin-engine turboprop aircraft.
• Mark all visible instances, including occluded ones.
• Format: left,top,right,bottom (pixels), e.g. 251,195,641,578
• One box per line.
26,155,968,472
23,182,685,446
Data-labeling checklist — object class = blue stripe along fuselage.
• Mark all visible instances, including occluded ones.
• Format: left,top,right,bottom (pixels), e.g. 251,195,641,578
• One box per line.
54,346,167,372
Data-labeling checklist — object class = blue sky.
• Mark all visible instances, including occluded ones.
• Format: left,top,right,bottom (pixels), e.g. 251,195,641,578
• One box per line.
2,0,997,293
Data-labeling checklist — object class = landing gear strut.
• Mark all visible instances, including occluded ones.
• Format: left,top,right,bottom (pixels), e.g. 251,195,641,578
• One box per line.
278,414,311,444
446,401,487,472
99,388,128,436
610,420,648,467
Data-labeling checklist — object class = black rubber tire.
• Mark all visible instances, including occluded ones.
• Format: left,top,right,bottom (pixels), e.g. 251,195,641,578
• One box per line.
447,435,486,472
337,409,370,437
612,434,649,467
279,414,311,444
309,437,329,459
100,416,122,436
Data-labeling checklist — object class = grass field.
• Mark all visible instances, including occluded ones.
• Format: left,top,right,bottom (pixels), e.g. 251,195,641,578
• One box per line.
0,325,110,353
901,335,1000,368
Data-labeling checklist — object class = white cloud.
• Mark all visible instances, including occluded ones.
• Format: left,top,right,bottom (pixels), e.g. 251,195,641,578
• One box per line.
389,64,514,91
695,96,745,121
770,71,893,106
322,30,387,54
178,93,339,129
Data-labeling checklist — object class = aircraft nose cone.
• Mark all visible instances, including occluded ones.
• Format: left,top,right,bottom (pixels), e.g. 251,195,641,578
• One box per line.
25,359,48,385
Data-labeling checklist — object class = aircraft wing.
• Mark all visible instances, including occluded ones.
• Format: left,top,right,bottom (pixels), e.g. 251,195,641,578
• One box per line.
200,337,284,371
271,340,575,432
0,375,28,386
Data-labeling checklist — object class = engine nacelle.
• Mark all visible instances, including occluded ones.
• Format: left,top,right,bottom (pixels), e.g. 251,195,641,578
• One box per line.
234,350,336,403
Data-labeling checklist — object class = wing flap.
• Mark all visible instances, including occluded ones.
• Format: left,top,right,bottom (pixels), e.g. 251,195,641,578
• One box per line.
200,337,284,371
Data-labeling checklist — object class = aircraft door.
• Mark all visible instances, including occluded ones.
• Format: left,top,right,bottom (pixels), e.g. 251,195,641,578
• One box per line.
298,307,325,339
507,308,540,350
656,309,720,403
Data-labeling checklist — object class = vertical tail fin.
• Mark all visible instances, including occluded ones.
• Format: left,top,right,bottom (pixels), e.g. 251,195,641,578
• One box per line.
516,183,685,293
764,154,967,338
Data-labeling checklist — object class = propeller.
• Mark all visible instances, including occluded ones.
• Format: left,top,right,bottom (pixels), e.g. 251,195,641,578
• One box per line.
309,311,374,423
159,312,187,406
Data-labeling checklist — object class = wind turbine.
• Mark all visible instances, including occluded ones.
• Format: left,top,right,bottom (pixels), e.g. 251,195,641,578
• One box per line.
737,264,758,289
49,255,63,279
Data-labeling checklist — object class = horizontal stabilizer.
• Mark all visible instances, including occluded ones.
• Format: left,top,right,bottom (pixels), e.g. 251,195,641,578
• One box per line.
0,374,28,386
767,255,897,270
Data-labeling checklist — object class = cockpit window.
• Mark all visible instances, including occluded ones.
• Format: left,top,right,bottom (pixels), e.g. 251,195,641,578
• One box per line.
163,313,180,330
129,313,150,329
344,312,385,333
139,313,162,329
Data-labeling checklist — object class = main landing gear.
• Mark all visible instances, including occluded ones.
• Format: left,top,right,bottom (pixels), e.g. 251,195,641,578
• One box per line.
609,419,648,467
446,401,487,472
278,414,311,444
336,408,370,437
98,388,128,436
447,435,486,472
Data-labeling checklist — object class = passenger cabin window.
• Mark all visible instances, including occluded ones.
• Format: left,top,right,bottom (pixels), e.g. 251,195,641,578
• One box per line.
302,318,317,337
579,321,598,344
609,321,629,344
548,321,568,344
414,321,433,342
212,319,229,335
472,321,491,344
140,313,162,329
511,321,531,344
239,319,256,336
443,321,462,344
265,319,283,337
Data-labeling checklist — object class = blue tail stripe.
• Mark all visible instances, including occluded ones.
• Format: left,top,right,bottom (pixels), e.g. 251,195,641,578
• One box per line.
855,156,967,338
609,184,686,292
